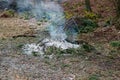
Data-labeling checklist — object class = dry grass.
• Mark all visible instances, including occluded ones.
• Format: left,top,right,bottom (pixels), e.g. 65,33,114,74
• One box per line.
0,18,36,39
0,0,119,79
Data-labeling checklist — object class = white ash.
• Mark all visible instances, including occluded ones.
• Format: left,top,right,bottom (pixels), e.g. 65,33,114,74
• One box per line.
22,38,80,55
42,38,79,49
23,43,44,55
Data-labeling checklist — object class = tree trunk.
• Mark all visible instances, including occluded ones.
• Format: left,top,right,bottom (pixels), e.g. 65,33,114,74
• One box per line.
85,0,92,12
113,0,120,29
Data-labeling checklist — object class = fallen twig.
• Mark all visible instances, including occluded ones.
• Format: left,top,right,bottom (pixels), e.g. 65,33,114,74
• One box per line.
12,34,36,38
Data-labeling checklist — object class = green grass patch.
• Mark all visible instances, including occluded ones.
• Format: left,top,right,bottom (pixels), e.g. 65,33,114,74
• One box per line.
45,42,95,56
78,18,98,33
0,9,15,17
20,11,33,20
110,41,120,48
32,51,39,56
45,46,85,56
84,11,100,20
74,17,98,33
81,43,95,52
17,44,24,48
89,74,100,80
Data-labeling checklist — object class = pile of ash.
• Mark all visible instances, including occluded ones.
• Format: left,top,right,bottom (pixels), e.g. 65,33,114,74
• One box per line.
22,38,80,56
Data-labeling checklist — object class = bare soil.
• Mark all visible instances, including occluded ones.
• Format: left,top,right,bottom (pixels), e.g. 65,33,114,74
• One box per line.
0,0,120,80
0,17,119,80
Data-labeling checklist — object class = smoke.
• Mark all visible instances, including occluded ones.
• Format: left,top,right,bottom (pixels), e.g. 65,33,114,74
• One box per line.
39,1,67,40
1,0,70,41
11,0,67,41
7,0,80,55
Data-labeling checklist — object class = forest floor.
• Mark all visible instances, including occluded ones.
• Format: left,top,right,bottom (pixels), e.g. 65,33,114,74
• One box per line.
0,0,120,80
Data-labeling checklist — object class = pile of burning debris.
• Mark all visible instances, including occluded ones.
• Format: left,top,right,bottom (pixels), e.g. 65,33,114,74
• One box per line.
23,38,80,55
22,17,80,56
3,0,81,56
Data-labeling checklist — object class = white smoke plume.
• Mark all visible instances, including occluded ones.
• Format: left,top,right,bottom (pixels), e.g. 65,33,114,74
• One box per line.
12,0,79,55
16,0,67,40
2,0,67,40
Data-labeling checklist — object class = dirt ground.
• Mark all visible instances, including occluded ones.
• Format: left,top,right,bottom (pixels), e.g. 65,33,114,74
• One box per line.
0,0,120,80
0,17,120,80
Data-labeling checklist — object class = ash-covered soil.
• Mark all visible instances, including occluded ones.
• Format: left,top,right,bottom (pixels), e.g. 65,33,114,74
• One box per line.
0,18,120,80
